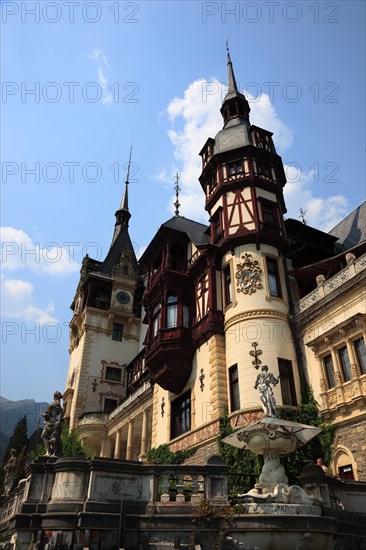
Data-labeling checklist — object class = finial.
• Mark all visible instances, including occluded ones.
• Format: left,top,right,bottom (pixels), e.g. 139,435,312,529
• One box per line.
120,146,133,211
174,173,181,217
125,145,133,186
299,208,307,225
226,38,231,62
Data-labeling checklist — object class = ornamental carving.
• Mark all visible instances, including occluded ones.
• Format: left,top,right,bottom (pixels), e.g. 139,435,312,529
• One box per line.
236,253,262,294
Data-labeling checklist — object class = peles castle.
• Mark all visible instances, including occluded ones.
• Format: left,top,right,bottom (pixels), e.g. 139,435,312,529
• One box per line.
62,52,366,481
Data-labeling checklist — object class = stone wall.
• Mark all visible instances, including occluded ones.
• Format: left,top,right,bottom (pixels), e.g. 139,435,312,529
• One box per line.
183,439,220,465
333,417,366,481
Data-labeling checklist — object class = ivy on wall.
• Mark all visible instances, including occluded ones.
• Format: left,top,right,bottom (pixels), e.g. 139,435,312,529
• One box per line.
146,444,196,464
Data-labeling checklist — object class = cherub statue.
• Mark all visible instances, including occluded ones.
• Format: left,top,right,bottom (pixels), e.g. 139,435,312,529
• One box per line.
2,448,17,496
254,365,280,417
41,391,63,456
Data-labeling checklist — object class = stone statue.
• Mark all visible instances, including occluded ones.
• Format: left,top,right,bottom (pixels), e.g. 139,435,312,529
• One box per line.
254,365,280,417
2,449,17,496
42,391,63,456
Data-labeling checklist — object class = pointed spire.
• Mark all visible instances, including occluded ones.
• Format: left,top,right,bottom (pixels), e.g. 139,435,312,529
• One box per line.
226,41,239,96
174,173,181,217
110,148,132,246
220,44,250,126
120,146,132,211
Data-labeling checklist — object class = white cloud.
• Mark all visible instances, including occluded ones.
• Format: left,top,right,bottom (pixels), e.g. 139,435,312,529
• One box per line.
89,49,113,105
98,68,113,105
0,227,80,276
1,276,57,324
161,78,347,230
284,165,348,231
89,48,110,67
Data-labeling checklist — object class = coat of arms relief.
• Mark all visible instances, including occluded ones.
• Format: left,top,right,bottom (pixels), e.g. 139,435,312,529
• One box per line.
236,253,262,294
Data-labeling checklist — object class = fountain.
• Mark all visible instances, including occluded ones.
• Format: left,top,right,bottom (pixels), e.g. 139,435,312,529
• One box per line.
222,364,332,549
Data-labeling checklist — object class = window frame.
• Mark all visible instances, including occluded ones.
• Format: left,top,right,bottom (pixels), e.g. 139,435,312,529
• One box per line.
112,322,123,342
103,398,118,413
265,256,283,299
223,263,233,307
338,346,352,382
278,358,297,406
105,365,122,383
354,337,366,375
229,364,240,413
166,294,178,329
322,353,336,389
170,391,191,440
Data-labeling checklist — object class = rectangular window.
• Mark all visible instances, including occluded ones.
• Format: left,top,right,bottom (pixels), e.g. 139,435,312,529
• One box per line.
354,337,366,375
112,323,123,342
105,366,122,382
166,295,178,328
211,210,222,239
338,346,352,381
171,392,191,439
228,161,243,176
103,398,118,412
183,305,190,328
261,202,278,225
323,354,336,388
152,303,161,336
266,257,282,298
278,359,297,406
223,265,232,306
229,365,240,412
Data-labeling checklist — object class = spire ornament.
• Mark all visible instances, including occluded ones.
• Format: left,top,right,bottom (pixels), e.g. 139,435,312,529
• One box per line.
120,145,133,211
174,173,181,217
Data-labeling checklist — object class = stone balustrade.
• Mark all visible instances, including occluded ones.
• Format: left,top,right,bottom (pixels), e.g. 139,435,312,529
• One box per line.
297,253,366,314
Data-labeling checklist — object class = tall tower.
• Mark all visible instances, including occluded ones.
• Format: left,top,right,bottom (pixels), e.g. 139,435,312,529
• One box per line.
63,156,143,453
199,51,299,417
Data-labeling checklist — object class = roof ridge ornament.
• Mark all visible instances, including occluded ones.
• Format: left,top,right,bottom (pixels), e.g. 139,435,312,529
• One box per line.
174,172,181,217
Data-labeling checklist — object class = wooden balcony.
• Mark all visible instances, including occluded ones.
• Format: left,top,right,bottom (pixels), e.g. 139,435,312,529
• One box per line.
145,326,194,394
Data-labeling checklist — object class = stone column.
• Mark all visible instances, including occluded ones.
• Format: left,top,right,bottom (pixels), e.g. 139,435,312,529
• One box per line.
126,421,134,460
114,430,121,459
330,346,343,385
100,437,107,457
345,337,359,378
139,410,149,461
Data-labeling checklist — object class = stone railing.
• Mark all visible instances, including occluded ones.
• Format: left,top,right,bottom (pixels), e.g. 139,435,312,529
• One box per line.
0,480,26,527
297,253,366,314
320,374,366,412
109,381,152,420
78,411,109,425
153,462,227,505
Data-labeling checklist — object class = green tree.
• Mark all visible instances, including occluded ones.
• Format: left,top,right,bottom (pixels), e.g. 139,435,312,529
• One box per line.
28,424,93,460
0,416,28,492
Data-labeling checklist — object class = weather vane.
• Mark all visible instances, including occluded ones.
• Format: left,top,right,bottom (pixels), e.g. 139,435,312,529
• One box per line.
174,173,181,217
299,208,307,225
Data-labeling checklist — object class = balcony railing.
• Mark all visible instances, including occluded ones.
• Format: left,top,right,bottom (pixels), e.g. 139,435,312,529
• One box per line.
297,253,366,314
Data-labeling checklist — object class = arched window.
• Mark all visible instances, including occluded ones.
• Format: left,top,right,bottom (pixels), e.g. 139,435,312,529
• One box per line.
166,294,178,328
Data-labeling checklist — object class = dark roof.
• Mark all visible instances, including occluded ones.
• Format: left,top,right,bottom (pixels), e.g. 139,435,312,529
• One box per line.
161,216,210,246
102,226,138,275
328,201,366,250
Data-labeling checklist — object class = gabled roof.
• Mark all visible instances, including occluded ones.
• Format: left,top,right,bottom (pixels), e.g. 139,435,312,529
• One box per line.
328,201,366,250
161,216,210,246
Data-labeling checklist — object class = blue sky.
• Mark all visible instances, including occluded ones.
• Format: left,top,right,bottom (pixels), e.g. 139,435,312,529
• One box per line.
1,0,365,402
